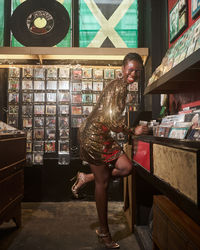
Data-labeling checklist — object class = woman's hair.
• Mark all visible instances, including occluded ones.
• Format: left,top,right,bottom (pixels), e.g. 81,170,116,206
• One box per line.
122,52,143,67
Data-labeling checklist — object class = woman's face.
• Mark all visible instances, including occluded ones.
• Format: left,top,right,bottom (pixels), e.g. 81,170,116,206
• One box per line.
122,60,143,84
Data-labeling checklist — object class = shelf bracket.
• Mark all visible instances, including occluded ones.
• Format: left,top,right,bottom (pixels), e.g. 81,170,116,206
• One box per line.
38,55,43,65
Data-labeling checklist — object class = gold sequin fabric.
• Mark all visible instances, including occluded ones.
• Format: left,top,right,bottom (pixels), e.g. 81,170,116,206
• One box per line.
79,78,131,165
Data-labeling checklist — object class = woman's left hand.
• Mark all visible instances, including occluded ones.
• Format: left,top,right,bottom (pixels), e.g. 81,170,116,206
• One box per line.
134,125,149,135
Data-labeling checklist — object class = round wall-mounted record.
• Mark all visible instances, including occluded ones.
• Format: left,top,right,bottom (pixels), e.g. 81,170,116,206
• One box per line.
10,0,70,46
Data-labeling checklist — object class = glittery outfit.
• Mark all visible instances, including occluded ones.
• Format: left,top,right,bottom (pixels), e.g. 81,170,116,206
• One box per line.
79,78,133,166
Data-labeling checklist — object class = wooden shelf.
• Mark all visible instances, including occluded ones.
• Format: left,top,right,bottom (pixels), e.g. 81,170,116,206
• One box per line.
0,47,149,66
144,48,200,95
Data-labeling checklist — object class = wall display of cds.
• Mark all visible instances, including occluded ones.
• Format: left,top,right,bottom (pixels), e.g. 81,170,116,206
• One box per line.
7,65,139,166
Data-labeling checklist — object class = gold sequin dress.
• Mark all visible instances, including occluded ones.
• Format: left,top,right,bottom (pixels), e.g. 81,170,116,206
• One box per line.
79,78,132,166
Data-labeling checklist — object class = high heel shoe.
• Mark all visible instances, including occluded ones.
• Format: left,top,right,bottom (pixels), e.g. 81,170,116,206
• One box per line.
70,172,86,198
95,229,120,249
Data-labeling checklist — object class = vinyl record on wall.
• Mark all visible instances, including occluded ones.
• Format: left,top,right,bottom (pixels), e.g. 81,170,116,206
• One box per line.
10,0,70,46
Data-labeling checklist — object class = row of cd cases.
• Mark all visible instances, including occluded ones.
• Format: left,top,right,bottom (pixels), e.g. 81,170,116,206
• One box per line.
8,67,122,80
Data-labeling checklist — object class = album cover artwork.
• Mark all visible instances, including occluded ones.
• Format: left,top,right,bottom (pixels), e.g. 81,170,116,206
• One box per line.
25,129,32,140
46,80,57,90
46,116,56,128
46,92,57,103
82,105,93,115
128,82,138,91
8,93,19,103
45,141,56,153
34,105,45,115
59,92,70,102
72,68,82,80
93,81,103,91
58,153,70,165
59,105,69,115
93,69,103,79
22,80,33,90
82,93,93,103
59,80,70,90
71,106,82,115
93,93,100,103
8,105,19,115
23,118,32,128
8,79,19,91
59,128,69,139
34,68,45,79
104,68,115,79
22,68,33,78
115,69,122,79
46,105,57,115
33,141,44,152
46,68,57,78
72,94,82,104
34,80,45,90
9,68,20,78
59,140,69,153
59,68,70,79
7,115,18,128
71,117,83,128
34,117,44,128
34,128,44,140
82,68,92,78
45,129,56,140
59,117,69,128
22,105,33,116
22,93,33,103
33,152,43,165
126,93,138,103
34,93,45,102
26,141,32,153
82,80,93,91
72,82,82,91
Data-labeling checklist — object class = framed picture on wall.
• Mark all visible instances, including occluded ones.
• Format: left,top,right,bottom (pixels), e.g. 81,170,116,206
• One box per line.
170,2,179,42
170,0,188,43
191,0,200,19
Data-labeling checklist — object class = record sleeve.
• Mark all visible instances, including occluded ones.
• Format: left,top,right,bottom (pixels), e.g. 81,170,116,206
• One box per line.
33,141,44,152
46,116,56,128
71,106,82,115
82,68,92,79
59,105,69,115
59,128,69,139
46,105,57,115
82,80,93,91
47,80,57,90
45,141,56,153
72,82,82,92
8,105,19,114
59,92,70,103
59,80,69,90
34,93,45,102
34,128,44,140
104,68,115,79
23,118,32,128
22,68,33,78
9,93,19,103
8,79,19,91
59,68,70,79
34,68,45,79
47,68,57,78
34,80,45,90
22,93,33,103
34,105,45,115
59,140,69,153
22,80,33,90
46,92,57,103
59,117,69,128
72,68,82,80
9,68,20,78
33,152,43,165
93,69,103,79
34,117,44,128
45,128,56,140
22,105,33,116
93,81,103,91
82,93,93,103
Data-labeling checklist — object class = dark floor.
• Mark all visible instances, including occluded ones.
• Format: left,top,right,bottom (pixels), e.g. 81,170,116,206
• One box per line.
0,202,140,250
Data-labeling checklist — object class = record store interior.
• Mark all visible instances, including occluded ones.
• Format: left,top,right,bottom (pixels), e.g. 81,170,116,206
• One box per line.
0,0,200,249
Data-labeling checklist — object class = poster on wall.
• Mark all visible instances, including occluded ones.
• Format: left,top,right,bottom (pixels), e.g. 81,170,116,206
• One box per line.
170,0,188,43
191,0,200,19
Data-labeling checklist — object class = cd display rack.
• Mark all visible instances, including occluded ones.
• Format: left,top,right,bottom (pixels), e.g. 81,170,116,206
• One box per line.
7,65,140,166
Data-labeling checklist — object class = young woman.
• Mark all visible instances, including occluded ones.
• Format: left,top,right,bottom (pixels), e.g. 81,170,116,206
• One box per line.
71,53,148,249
